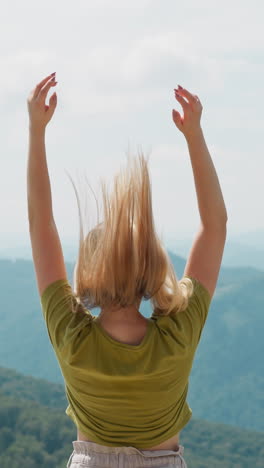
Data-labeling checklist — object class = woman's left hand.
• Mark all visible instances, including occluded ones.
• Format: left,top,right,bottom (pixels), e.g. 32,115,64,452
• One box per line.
27,72,58,132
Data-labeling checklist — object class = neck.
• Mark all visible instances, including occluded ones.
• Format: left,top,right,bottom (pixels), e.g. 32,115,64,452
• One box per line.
99,301,143,323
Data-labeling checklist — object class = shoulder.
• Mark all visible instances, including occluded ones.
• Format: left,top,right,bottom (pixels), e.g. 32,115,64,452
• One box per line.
40,278,94,350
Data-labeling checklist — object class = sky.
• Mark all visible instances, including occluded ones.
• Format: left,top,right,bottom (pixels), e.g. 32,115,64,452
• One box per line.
1,0,264,256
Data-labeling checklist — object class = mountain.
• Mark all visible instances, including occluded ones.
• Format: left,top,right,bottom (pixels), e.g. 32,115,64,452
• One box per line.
0,240,79,263
2,229,264,270
167,234,264,271
0,366,263,468
0,255,263,433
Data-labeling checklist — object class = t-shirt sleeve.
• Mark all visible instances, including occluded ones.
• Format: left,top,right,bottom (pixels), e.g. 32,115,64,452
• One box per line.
171,276,212,346
40,278,93,353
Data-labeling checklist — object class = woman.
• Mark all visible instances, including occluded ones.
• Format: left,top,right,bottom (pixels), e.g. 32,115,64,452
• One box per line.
27,73,227,468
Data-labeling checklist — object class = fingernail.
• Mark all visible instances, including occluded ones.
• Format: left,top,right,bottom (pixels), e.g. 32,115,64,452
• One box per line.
51,72,56,76
178,85,183,89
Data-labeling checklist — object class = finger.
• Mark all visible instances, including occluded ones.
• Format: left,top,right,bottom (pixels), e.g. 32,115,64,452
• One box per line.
176,87,197,104
172,109,183,129
38,78,57,102
32,73,55,99
48,91,57,109
46,92,57,116
194,94,202,107
174,91,188,111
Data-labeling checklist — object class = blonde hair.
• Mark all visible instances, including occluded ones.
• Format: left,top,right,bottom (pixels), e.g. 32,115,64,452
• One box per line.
67,150,194,316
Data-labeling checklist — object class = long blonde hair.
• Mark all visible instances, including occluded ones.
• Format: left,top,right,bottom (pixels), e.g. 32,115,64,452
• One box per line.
67,150,193,316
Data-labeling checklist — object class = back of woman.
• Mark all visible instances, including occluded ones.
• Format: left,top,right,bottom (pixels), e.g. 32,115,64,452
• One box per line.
27,75,227,467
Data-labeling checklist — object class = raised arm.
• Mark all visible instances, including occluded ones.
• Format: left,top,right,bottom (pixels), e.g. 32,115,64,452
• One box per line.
27,73,68,296
172,85,228,298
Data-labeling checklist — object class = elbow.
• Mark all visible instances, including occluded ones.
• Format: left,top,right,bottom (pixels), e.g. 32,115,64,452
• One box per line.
220,212,228,225
223,209,228,224
213,206,228,227
218,204,228,225
202,214,228,231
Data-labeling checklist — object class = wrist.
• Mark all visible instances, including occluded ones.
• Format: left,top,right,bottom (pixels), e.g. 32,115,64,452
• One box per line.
185,126,203,143
29,124,46,137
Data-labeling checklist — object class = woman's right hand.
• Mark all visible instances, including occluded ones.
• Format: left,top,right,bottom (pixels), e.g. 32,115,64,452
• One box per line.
172,85,203,139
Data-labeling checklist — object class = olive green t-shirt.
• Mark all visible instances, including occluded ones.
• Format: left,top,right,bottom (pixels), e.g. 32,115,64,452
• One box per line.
40,276,211,448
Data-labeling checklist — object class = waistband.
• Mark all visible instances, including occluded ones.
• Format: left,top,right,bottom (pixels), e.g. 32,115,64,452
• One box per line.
72,440,185,458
